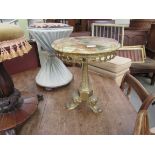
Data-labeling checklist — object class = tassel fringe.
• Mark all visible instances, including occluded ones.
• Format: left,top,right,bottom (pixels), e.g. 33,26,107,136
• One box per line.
0,37,32,62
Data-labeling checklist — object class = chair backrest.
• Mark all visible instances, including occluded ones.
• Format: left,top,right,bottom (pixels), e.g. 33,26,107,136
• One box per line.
91,24,147,63
134,94,155,135
91,23,125,47
87,20,115,31
120,73,149,102
120,73,155,134
116,45,146,63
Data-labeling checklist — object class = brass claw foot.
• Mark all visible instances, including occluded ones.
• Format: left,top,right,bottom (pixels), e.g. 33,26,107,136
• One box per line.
89,105,102,113
66,102,79,110
66,59,102,113
89,96,102,113
66,92,81,110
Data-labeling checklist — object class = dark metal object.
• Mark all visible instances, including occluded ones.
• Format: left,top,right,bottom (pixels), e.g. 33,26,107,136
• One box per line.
0,89,23,113
0,63,14,97
37,94,44,102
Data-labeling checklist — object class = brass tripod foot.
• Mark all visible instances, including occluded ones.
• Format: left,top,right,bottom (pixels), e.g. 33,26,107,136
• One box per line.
66,102,79,110
66,90,102,113
66,58,102,113
88,96,102,113
66,91,81,110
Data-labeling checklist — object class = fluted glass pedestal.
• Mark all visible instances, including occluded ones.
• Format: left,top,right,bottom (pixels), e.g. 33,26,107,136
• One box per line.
36,53,73,88
28,24,73,88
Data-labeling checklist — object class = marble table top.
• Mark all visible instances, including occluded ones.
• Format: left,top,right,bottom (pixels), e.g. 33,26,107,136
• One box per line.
52,36,120,56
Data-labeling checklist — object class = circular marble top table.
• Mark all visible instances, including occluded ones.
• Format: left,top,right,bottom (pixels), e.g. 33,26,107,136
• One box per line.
28,23,73,89
52,36,120,113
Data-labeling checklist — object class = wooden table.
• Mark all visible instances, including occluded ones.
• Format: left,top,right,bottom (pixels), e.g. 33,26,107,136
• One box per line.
12,67,137,135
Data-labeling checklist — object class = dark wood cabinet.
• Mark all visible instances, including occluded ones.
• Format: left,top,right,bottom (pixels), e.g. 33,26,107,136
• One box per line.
124,28,148,46
130,19,155,30
147,23,155,50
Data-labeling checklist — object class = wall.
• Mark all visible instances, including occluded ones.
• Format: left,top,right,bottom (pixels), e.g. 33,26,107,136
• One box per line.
17,19,131,39
115,19,130,26
18,19,29,39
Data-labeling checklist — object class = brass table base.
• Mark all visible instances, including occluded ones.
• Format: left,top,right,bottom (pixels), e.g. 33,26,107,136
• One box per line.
66,90,102,113
66,59,102,113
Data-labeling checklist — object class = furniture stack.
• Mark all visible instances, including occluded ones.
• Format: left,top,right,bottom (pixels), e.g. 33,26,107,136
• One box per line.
89,56,131,86
128,22,155,85
88,22,155,85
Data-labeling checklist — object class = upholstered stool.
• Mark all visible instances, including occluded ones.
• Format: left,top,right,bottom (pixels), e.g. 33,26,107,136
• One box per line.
0,24,38,134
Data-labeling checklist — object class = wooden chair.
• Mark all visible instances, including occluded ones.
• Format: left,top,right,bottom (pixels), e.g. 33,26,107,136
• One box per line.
136,23,155,85
120,73,155,135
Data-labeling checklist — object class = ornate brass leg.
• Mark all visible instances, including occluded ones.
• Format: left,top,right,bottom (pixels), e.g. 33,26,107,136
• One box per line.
88,96,102,113
67,58,102,113
66,91,81,110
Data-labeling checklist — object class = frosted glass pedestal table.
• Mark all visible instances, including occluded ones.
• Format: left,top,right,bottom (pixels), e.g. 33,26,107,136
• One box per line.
28,25,73,89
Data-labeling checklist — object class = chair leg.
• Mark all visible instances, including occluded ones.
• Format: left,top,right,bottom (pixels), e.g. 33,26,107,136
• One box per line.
151,73,155,85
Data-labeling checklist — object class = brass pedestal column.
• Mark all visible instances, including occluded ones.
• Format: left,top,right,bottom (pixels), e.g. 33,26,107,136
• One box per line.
66,58,102,113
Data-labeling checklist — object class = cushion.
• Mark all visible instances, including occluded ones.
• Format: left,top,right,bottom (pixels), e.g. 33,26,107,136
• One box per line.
131,57,155,70
88,65,129,86
0,24,24,42
89,56,131,73
116,45,146,63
